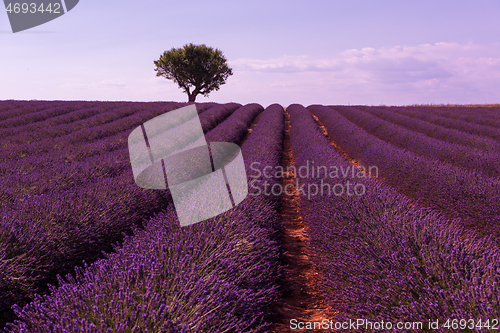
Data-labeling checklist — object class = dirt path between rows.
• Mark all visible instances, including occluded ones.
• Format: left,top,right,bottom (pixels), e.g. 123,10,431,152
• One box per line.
269,108,331,332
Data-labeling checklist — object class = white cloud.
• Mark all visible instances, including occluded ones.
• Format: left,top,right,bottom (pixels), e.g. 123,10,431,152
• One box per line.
230,55,343,73
60,79,126,90
16,42,498,106
97,79,126,88
227,42,500,105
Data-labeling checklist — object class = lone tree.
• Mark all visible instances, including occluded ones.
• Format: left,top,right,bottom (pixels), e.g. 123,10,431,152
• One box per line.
154,43,233,102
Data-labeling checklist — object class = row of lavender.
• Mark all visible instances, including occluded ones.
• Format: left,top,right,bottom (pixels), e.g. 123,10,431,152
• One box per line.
333,106,500,178
356,106,500,152
288,104,499,331
0,101,234,206
0,101,216,204
4,104,286,332
0,102,242,326
386,106,500,141
0,101,217,168
410,106,500,126
1,101,203,148
310,105,500,241
0,101,102,118
0,101,99,126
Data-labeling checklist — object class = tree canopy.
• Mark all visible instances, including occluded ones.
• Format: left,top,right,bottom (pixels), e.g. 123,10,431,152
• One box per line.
154,43,233,102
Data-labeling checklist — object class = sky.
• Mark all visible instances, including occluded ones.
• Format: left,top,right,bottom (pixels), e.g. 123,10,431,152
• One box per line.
1,0,500,107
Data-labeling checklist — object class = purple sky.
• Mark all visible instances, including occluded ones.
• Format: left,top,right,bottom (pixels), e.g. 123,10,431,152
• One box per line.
1,0,500,106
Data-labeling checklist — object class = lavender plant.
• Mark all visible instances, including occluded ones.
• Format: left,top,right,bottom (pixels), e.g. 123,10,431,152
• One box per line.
394,106,500,141
309,105,500,241
4,104,285,332
198,103,242,134
357,106,500,152
0,101,94,122
0,102,245,327
288,104,500,332
418,106,500,125
334,106,500,178
205,103,263,144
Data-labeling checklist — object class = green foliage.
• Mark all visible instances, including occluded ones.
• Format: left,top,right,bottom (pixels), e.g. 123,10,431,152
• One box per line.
154,43,233,102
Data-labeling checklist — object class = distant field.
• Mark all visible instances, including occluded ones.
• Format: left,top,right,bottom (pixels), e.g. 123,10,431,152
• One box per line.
1,101,499,332
410,103,500,107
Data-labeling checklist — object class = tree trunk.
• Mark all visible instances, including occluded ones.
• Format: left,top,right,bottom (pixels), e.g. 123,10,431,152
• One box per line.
188,87,200,102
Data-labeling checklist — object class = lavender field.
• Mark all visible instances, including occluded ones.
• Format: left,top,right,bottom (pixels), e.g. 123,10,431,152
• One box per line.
0,101,499,332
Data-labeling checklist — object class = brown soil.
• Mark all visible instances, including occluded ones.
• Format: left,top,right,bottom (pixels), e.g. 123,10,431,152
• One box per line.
313,108,500,257
310,113,413,207
269,109,332,333
243,110,263,141
311,113,374,176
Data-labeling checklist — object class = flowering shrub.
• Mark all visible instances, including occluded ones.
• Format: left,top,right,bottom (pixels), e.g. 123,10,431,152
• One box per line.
3,103,285,332
334,106,500,177
0,101,246,327
394,106,500,141
407,106,500,127
357,106,500,152
308,104,500,240
288,104,500,331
